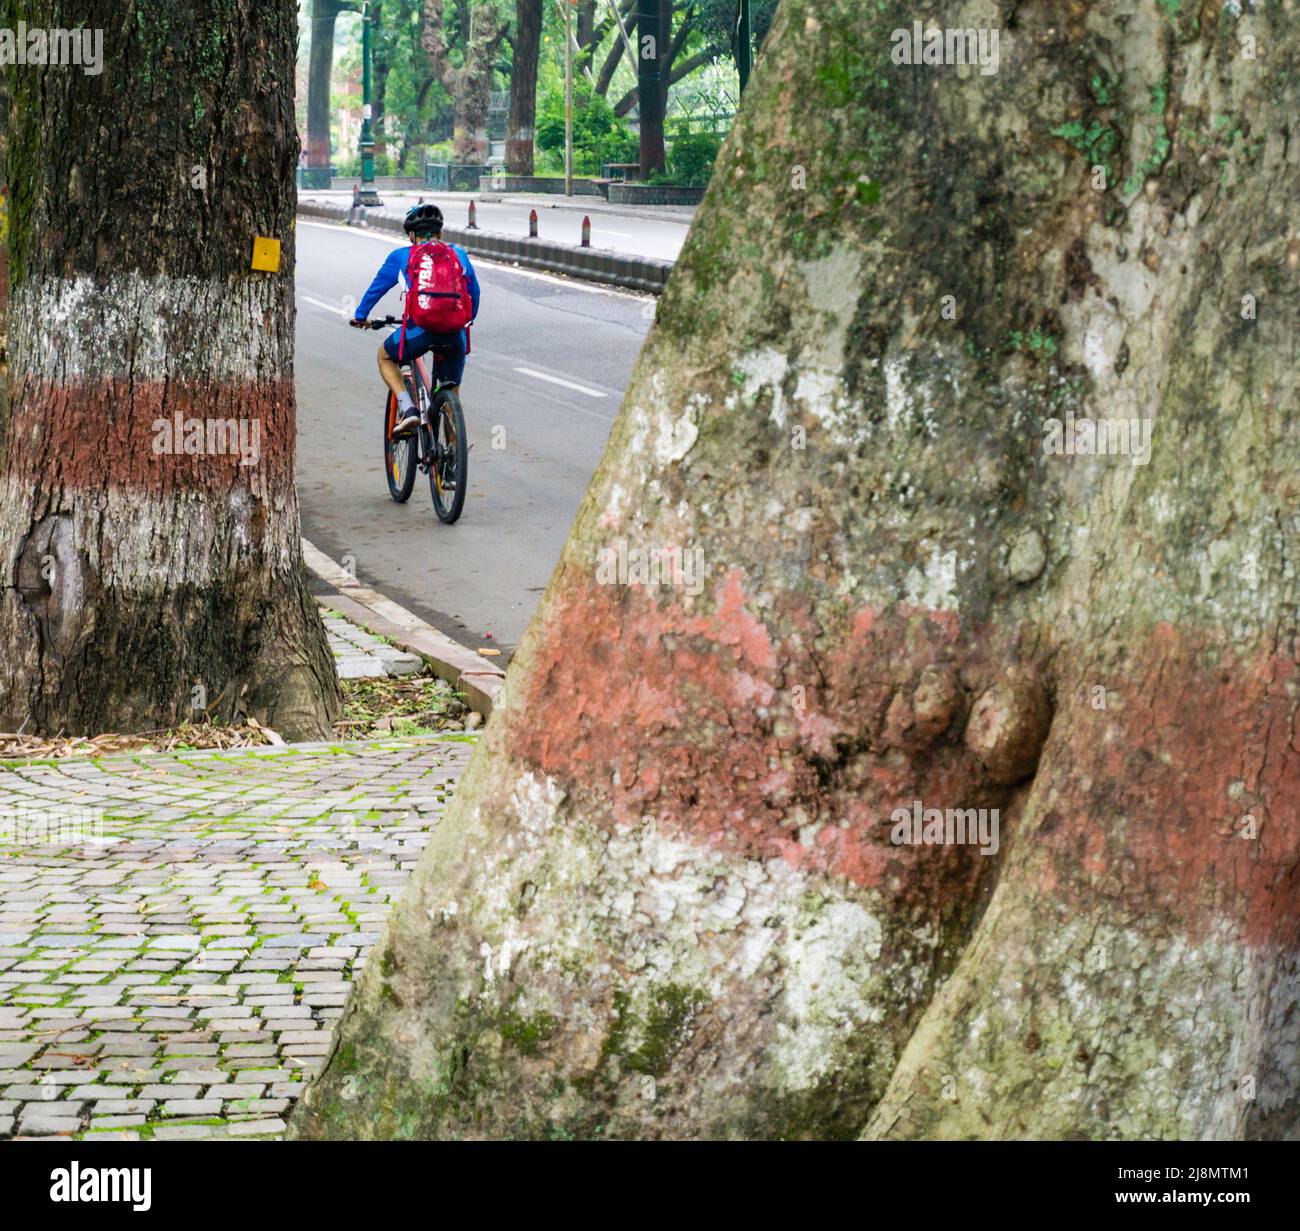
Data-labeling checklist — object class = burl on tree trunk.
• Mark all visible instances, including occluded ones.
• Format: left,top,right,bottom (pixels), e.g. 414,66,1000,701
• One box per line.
291,0,1300,1139
0,1,340,740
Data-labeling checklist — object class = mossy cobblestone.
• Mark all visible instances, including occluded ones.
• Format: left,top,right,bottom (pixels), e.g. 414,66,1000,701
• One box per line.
0,735,472,1140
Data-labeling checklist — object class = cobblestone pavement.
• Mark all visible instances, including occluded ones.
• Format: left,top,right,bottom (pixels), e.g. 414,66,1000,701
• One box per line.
0,735,474,1141
323,610,423,679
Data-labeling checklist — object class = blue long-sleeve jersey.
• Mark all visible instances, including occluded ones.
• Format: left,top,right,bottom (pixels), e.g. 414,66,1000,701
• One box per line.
355,242,481,322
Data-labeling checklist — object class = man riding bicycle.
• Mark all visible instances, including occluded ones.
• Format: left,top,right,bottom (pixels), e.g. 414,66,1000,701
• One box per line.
349,203,481,436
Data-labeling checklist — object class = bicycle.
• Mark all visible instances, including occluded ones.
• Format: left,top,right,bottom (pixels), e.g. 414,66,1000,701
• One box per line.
367,315,468,524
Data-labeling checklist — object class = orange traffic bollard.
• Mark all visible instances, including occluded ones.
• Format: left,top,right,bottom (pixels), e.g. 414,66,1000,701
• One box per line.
529,208,538,238
468,200,478,229
581,215,591,247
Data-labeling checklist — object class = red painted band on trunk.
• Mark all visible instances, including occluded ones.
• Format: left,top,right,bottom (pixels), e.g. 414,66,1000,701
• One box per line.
515,568,1006,918
514,570,1299,945
3,376,296,495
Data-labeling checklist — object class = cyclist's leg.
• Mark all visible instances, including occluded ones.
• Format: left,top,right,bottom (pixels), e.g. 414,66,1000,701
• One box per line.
429,330,467,389
377,339,406,400
382,329,425,434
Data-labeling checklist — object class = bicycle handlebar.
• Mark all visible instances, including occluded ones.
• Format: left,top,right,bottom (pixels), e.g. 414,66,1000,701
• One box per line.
365,316,402,329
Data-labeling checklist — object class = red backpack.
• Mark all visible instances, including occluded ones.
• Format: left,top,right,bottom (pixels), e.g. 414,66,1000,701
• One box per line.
399,241,473,355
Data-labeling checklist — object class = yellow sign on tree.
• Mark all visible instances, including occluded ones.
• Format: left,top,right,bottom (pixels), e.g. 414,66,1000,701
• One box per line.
251,236,281,272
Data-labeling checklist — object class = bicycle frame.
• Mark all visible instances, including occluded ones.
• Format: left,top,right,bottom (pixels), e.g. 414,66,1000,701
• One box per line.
375,316,468,523
404,351,452,401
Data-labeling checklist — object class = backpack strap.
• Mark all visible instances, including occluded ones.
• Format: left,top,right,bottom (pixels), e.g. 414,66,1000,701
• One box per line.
398,243,422,362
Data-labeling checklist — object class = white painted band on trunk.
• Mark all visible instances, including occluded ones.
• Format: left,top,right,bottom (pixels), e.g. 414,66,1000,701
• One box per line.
0,476,301,591
9,274,292,383
427,770,903,1100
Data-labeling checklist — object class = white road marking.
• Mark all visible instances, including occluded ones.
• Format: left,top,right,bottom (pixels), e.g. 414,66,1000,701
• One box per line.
471,360,617,423
298,294,349,316
514,367,608,398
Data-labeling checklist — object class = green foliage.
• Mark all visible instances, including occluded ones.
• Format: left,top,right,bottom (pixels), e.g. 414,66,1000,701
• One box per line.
537,79,638,175
695,0,779,59
667,131,722,186
1089,71,1117,106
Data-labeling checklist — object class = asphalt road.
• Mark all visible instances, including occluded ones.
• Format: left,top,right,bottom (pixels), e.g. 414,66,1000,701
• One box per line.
300,189,690,262
294,218,652,657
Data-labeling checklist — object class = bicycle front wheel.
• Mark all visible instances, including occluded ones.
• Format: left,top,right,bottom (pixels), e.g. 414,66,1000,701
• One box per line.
428,387,468,524
383,386,418,503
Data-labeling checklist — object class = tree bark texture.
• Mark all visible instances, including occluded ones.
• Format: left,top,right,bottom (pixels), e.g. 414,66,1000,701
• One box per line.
422,0,509,163
290,0,1300,1139
505,0,542,174
0,0,341,741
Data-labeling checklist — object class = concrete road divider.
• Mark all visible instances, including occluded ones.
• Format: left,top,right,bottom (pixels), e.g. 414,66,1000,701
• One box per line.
298,199,673,295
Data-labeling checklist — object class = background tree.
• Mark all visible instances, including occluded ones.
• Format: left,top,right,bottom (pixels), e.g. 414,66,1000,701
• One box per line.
590,0,637,99
0,0,340,741
636,0,669,173
617,2,712,139
307,0,353,174
536,77,636,175
694,0,775,62
370,0,392,156
421,0,510,163
291,0,1299,1140
505,0,542,173
369,0,426,163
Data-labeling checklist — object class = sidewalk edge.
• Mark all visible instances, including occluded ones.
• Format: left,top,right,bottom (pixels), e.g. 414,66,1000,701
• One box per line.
302,538,506,718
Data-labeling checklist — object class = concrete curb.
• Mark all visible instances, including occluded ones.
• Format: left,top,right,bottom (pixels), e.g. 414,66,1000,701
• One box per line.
297,200,673,295
302,538,506,718
302,187,697,226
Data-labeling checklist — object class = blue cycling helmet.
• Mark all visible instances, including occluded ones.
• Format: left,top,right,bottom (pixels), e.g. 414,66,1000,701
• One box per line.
404,202,443,237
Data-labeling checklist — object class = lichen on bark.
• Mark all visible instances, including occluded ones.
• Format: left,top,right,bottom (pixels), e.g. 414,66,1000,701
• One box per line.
292,0,1300,1138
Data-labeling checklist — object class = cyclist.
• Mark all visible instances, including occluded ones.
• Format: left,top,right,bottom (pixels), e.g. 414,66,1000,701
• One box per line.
350,202,481,435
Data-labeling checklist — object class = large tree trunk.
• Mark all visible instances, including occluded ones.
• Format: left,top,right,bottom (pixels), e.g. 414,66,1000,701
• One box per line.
289,0,1300,1140
0,61,9,453
636,0,669,175
307,0,346,171
505,0,542,174
423,0,509,163
0,0,340,741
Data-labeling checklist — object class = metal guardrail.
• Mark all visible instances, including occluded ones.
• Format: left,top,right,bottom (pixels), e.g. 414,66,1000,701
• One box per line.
298,199,673,295
423,163,493,192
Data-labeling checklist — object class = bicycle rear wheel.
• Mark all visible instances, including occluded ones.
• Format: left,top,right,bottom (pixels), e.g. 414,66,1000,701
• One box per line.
383,383,418,503
428,387,468,524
